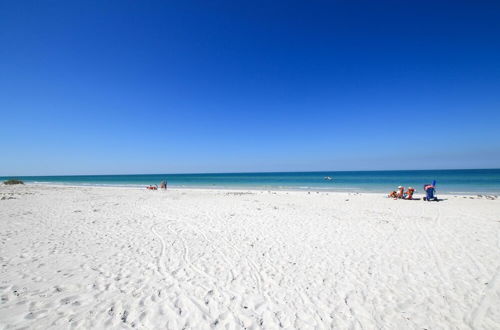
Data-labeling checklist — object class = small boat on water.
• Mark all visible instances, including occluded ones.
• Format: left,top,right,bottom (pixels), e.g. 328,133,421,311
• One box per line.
324,176,333,181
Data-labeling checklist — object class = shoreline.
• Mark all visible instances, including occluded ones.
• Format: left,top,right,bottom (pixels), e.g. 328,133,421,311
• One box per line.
9,182,499,197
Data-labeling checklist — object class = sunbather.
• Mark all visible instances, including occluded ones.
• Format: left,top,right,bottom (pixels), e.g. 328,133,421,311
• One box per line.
388,190,398,198
405,187,415,199
396,186,405,199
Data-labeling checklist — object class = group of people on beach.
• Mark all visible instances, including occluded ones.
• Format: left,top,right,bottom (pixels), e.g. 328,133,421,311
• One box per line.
146,180,167,190
388,182,438,201
144,178,437,201
388,186,415,200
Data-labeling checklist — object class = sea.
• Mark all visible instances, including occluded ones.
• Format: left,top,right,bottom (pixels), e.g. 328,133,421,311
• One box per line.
2,169,500,194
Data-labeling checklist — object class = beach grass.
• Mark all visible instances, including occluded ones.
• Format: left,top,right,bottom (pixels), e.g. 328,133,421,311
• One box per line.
3,179,24,185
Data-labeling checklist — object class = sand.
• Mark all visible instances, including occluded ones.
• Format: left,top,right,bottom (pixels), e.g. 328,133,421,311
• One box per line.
0,184,499,329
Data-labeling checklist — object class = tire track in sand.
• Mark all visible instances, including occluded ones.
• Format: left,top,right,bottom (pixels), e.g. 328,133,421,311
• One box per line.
435,207,490,278
150,225,168,277
201,211,264,296
413,206,467,321
164,220,218,285
470,229,500,329
415,207,452,285
416,200,499,328
145,200,242,302
207,211,327,327
145,204,214,319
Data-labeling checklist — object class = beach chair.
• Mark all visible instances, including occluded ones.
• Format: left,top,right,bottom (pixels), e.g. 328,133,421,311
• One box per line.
423,184,437,201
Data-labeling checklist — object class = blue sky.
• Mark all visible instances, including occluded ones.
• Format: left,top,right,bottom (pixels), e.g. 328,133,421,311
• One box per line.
1,1,499,175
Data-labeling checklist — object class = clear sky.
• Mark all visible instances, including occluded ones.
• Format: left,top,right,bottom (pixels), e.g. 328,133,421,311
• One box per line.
1,1,499,175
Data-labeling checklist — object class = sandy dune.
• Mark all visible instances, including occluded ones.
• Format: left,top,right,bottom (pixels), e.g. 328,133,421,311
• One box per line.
0,185,499,329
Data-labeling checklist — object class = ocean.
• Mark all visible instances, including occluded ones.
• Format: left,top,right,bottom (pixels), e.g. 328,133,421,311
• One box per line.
2,169,500,194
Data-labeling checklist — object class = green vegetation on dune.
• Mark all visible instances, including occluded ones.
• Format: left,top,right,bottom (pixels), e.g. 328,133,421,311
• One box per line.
4,179,24,185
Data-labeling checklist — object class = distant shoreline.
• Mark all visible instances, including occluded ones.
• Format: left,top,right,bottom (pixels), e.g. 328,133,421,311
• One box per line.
4,182,496,197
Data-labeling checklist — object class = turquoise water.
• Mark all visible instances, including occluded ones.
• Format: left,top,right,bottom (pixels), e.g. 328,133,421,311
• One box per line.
2,169,500,194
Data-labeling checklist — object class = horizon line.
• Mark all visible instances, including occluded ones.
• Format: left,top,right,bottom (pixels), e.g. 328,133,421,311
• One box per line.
2,167,500,178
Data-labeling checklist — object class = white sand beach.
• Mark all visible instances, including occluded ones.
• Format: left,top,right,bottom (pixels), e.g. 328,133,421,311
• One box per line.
0,184,499,329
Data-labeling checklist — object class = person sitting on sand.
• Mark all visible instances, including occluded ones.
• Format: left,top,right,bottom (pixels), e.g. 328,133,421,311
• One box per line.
423,184,437,201
396,186,405,199
405,187,415,200
388,190,398,198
